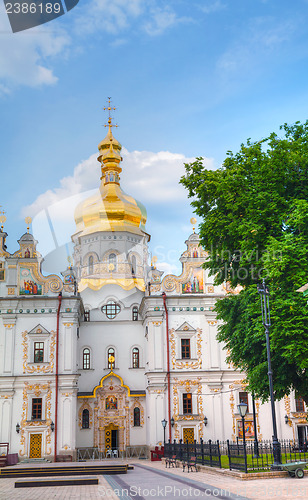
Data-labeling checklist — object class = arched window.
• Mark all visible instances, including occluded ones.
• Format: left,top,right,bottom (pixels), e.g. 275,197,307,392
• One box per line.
109,253,117,272
133,407,141,427
131,255,137,275
88,256,94,275
107,347,115,369
82,409,89,429
132,306,138,321
132,347,139,368
83,348,90,370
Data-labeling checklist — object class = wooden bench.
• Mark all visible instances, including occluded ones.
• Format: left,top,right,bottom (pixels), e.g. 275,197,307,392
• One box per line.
183,456,197,472
165,455,178,468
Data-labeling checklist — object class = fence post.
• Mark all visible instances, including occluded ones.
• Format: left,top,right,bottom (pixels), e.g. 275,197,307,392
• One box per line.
209,439,213,467
217,440,221,468
194,439,197,458
179,439,182,462
200,438,204,465
186,440,189,462
173,439,176,457
243,439,247,473
227,439,232,471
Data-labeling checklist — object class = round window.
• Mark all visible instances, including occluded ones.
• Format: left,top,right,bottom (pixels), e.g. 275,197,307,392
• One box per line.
102,301,121,319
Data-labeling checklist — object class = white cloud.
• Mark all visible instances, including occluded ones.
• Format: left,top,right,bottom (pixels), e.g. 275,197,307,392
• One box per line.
217,17,295,76
22,148,214,217
74,0,190,38
143,5,183,36
74,0,143,35
0,0,191,92
0,7,70,92
200,1,226,15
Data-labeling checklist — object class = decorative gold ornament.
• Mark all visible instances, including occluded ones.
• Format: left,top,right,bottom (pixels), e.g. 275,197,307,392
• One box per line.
20,381,52,456
22,330,56,374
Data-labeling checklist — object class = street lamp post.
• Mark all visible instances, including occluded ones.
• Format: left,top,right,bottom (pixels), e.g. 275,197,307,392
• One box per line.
257,279,282,466
161,419,167,445
237,402,248,449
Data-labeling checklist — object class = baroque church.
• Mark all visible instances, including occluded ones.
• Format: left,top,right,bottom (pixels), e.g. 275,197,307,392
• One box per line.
0,113,306,460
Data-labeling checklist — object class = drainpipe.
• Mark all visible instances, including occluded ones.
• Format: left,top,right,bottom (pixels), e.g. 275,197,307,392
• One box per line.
54,292,62,462
162,292,172,442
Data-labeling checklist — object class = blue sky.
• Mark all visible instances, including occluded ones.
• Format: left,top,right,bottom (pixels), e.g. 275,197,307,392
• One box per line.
1,0,308,275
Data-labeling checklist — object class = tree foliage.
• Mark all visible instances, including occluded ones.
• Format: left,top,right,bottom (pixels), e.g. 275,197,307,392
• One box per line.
180,122,308,404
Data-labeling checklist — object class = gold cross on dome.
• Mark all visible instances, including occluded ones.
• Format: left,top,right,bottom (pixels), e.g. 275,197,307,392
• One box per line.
103,97,118,128
25,216,32,233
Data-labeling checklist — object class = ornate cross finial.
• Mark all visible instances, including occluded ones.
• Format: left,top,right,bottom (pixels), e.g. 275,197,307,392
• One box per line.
190,217,197,233
103,97,118,129
25,216,32,234
0,207,6,232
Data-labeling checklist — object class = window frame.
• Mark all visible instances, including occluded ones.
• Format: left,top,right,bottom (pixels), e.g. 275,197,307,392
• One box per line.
109,253,117,272
131,255,137,275
239,391,249,413
82,409,90,429
181,338,191,359
0,262,4,281
88,255,94,275
132,306,138,321
107,347,116,369
183,393,192,415
102,301,121,320
34,342,44,363
133,407,141,427
32,398,42,420
83,348,90,370
295,395,305,412
132,347,139,368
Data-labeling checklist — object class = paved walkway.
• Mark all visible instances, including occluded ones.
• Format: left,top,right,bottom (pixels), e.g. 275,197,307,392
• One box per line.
0,460,307,499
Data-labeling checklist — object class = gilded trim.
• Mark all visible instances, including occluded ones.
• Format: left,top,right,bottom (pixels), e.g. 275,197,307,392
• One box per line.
78,370,145,399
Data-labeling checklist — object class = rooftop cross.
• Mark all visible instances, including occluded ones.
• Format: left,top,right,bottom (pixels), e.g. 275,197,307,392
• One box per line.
103,97,118,129
25,216,32,234
0,207,6,231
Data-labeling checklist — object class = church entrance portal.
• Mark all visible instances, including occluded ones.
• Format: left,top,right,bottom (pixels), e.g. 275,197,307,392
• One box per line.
104,423,118,453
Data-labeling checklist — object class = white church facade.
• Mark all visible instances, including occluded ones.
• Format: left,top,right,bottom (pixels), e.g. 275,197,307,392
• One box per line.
0,118,306,460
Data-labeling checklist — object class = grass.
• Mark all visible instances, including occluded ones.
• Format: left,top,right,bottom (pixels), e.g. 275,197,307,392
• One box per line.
198,453,308,473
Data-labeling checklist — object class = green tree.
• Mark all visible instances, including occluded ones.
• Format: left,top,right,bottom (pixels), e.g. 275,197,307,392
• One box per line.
180,122,308,404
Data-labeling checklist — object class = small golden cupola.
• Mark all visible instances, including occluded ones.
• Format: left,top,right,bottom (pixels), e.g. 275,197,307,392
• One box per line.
74,103,147,237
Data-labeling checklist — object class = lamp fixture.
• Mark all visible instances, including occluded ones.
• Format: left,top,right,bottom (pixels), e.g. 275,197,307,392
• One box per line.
203,415,208,426
237,402,248,418
16,423,20,434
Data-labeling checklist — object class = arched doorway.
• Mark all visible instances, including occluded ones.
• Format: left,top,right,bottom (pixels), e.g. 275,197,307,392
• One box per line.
104,423,119,453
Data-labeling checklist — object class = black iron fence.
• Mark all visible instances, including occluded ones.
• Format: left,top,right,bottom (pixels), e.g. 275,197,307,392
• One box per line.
164,439,221,469
164,439,308,473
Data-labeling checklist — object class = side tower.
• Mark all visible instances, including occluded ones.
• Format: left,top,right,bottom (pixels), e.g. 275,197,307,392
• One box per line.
73,105,150,455
0,217,81,461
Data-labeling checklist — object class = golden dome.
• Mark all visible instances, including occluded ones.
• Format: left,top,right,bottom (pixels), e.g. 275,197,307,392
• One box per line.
74,121,147,237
